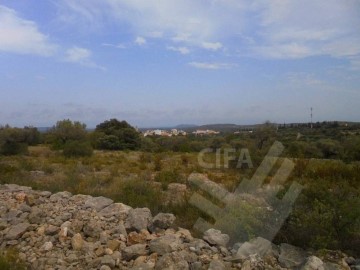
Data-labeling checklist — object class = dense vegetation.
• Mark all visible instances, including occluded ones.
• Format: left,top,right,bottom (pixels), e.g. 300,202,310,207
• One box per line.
0,119,359,259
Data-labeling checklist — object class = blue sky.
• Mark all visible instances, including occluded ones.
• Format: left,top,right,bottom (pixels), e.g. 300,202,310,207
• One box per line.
1,0,360,127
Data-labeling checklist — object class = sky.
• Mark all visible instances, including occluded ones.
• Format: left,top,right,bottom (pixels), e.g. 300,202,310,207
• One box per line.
1,0,360,128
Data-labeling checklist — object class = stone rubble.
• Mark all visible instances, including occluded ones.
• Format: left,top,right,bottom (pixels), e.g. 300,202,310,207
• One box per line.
0,184,358,270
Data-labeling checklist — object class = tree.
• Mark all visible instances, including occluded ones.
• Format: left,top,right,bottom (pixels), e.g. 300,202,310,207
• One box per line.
47,119,87,149
94,119,141,150
254,121,277,150
0,126,35,155
22,126,41,145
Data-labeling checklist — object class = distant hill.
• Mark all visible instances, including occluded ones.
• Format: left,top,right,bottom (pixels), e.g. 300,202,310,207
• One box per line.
133,120,360,133
36,127,51,133
184,123,259,133
174,124,198,129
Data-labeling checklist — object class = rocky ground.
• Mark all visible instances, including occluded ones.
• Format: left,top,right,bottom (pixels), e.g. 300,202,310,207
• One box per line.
0,184,358,270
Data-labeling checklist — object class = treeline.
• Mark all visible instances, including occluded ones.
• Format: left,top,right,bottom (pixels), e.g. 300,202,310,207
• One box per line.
44,118,141,157
0,119,140,157
1,119,360,162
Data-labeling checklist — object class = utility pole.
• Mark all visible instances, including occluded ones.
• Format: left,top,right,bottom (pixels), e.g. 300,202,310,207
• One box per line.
310,107,313,129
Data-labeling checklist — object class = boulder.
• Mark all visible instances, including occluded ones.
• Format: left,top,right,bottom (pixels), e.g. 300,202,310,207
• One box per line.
279,243,306,269
203,229,229,247
84,196,114,212
128,230,150,245
49,191,72,202
150,213,176,232
155,252,189,270
99,203,132,219
149,234,181,255
125,208,152,232
122,244,148,261
231,237,277,261
5,222,30,240
28,207,44,224
301,256,324,270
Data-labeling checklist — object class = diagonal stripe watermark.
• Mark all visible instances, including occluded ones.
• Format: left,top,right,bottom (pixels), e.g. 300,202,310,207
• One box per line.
189,141,303,253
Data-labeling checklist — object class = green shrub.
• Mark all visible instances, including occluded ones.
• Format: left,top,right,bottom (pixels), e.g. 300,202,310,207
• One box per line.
95,119,141,150
155,170,185,190
111,179,164,213
0,249,26,270
63,141,93,157
153,154,163,171
278,174,360,256
0,141,28,156
46,119,88,150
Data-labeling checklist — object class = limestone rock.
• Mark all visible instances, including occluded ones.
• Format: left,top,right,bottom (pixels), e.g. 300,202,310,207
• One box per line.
0,184,353,270
155,252,189,270
83,220,102,238
301,256,325,270
203,229,229,247
85,196,114,212
125,208,152,232
279,243,306,269
208,259,226,270
71,233,84,250
99,203,132,219
150,213,176,232
122,244,148,261
5,222,30,240
149,234,181,255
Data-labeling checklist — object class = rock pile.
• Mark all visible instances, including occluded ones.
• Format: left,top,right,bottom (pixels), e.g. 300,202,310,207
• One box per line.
0,184,358,270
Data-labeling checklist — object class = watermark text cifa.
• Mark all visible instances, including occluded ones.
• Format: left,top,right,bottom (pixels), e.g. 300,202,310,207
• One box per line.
198,148,253,169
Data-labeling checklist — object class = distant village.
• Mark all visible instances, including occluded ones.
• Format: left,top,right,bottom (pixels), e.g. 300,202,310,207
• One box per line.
142,129,220,137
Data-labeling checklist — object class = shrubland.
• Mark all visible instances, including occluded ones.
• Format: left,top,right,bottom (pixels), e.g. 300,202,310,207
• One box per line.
0,119,359,257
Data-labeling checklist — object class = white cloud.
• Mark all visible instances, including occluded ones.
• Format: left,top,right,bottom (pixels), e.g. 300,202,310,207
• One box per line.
64,46,105,70
148,31,163,38
172,33,191,43
189,62,235,70
250,0,360,59
58,0,360,61
57,0,245,49
0,5,57,56
201,42,223,51
102,42,126,49
254,43,313,59
167,46,190,55
135,36,146,46
65,47,91,62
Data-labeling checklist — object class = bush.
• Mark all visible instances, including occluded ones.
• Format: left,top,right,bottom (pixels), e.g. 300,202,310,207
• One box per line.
46,119,87,150
0,141,28,156
155,170,185,190
277,165,360,256
63,141,93,157
0,249,26,270
0,126,34,156
95,119,141,150
111,179,164,213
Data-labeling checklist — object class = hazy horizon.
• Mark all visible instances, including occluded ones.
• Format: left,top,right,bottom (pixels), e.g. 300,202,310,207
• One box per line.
1,1,360,127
